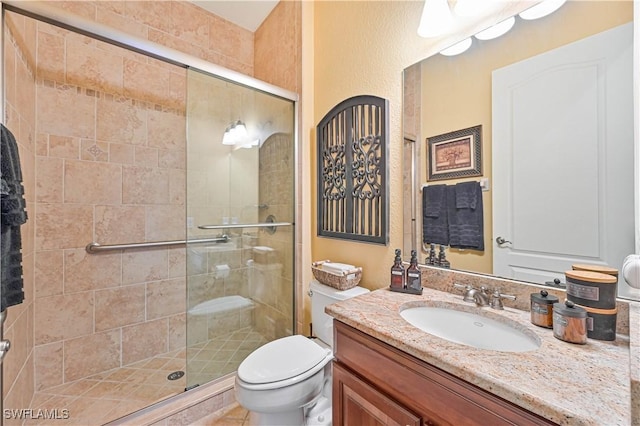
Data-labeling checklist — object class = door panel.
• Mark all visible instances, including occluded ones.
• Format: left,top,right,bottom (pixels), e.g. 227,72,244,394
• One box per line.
492,23,634,287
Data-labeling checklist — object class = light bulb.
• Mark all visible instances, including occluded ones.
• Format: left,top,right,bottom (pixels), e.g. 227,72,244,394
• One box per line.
519,0,567,20
475,17,515,41
222,126,235,145
417,0,454,38
454,0,498,17
233,120,248,142
440,38,472,56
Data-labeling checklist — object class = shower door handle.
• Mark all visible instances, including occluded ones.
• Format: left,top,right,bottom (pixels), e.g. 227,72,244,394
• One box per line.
198,222,292,230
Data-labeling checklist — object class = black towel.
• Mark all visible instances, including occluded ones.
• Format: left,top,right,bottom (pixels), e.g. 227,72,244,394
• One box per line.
422,185,449,245
448,182,484,251
455,181,478,210
1,124,27,311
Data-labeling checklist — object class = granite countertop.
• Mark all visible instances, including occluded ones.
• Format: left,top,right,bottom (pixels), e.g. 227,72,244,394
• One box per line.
326,287,632,426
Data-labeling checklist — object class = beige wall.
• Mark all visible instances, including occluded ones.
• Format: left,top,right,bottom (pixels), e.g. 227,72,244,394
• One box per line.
312,1,425,292
309,0,633,298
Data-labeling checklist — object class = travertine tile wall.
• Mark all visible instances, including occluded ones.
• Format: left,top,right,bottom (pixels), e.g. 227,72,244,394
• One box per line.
3,12,37,423
18,0,254,395
254,0,305,336
2,1,301,422
254,1,301,93
256,132,295,340
33,17,188,390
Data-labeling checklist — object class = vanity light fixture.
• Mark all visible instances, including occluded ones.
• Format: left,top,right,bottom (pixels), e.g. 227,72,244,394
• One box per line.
519,0,567,20
221,120,248,146
439,37,472,56
453,0,498,17
474,16,516,41
417,0,454,38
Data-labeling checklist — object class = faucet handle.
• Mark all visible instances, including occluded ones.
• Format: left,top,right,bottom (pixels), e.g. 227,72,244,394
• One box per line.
453,283,475,303
490,288,516,310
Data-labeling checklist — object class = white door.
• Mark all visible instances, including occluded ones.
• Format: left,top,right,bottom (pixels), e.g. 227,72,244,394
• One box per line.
492,23,635,294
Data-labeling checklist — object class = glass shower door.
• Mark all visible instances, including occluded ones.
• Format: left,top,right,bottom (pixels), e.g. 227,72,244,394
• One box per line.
184,68,295,389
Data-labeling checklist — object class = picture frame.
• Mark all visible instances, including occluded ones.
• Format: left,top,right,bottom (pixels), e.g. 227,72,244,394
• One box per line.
427,125,482,181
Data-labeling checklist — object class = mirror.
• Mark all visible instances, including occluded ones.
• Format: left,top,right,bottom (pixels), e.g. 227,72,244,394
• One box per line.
403,1,638,299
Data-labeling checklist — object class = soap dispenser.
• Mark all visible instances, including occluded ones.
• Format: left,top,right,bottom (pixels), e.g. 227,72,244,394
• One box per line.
406,250,423,294
390,249,406,291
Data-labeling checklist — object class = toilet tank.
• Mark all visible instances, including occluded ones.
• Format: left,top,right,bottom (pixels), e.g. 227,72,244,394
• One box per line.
310,280,369,347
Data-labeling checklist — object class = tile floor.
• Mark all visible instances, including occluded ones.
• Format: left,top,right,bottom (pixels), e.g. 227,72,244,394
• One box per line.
26,327,266,425
192,403,250,426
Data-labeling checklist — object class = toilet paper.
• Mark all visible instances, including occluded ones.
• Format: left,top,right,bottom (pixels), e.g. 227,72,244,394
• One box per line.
215,264,230,279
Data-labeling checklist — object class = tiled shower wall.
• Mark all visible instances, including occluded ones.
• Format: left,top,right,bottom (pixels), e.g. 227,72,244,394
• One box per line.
3,12,37,418
33,17,188,390
3,1,302,424
256,133,295,341
2,0,305,419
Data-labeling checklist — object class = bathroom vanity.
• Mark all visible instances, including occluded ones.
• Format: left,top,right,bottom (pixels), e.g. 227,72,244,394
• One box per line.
327,287,631,425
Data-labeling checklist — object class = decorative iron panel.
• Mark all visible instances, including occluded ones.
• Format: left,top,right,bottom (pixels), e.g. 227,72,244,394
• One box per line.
317,95,389,244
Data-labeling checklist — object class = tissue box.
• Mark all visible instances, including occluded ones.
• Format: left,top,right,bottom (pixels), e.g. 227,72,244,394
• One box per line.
311,260,362,290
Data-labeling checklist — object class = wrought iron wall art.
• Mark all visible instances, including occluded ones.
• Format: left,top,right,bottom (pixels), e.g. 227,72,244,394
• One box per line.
316,95,389,244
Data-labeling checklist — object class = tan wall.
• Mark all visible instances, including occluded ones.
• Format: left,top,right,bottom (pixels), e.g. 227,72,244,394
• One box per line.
311,1,430,293
310,0,632,299
420,1,633,274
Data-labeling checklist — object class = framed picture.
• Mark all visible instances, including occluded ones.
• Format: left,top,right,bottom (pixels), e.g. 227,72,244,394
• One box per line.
427,125,482,181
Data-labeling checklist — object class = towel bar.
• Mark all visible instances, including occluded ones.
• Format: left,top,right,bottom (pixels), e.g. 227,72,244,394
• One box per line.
85,236,229,254
197,221,292,230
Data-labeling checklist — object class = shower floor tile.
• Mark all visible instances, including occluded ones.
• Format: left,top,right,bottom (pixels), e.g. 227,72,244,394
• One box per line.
27,348,186,425
28,327,267,425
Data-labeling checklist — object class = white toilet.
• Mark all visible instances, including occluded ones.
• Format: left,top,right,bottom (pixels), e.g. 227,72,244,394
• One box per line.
234,280,369,425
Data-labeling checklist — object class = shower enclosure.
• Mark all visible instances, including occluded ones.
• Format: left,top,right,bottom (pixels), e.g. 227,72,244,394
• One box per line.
184,70,295,389
1,2,296,424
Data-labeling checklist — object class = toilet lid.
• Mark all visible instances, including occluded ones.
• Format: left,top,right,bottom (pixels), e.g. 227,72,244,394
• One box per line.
237,335,331,384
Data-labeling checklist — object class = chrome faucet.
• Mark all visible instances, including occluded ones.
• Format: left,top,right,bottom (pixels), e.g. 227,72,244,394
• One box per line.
453,284,490,307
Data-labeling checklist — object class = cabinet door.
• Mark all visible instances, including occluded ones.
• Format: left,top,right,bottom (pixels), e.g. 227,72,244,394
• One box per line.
333,362,422,426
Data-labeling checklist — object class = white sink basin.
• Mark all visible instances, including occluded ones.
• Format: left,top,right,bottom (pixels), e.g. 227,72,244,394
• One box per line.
400,306,540,353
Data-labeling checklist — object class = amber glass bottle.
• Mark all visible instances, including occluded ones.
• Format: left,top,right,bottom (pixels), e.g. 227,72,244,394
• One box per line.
407,250,422,291
390,249,406,290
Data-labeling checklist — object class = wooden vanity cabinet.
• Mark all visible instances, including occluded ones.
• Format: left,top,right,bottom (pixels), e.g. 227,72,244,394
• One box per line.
332,321,557,426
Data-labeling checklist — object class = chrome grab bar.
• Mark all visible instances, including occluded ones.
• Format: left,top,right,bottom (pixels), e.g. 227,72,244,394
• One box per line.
85,236,229,254
197,222,292,230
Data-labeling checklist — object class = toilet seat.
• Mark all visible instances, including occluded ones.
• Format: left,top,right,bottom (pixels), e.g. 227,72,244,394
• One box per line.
237,335,333,391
